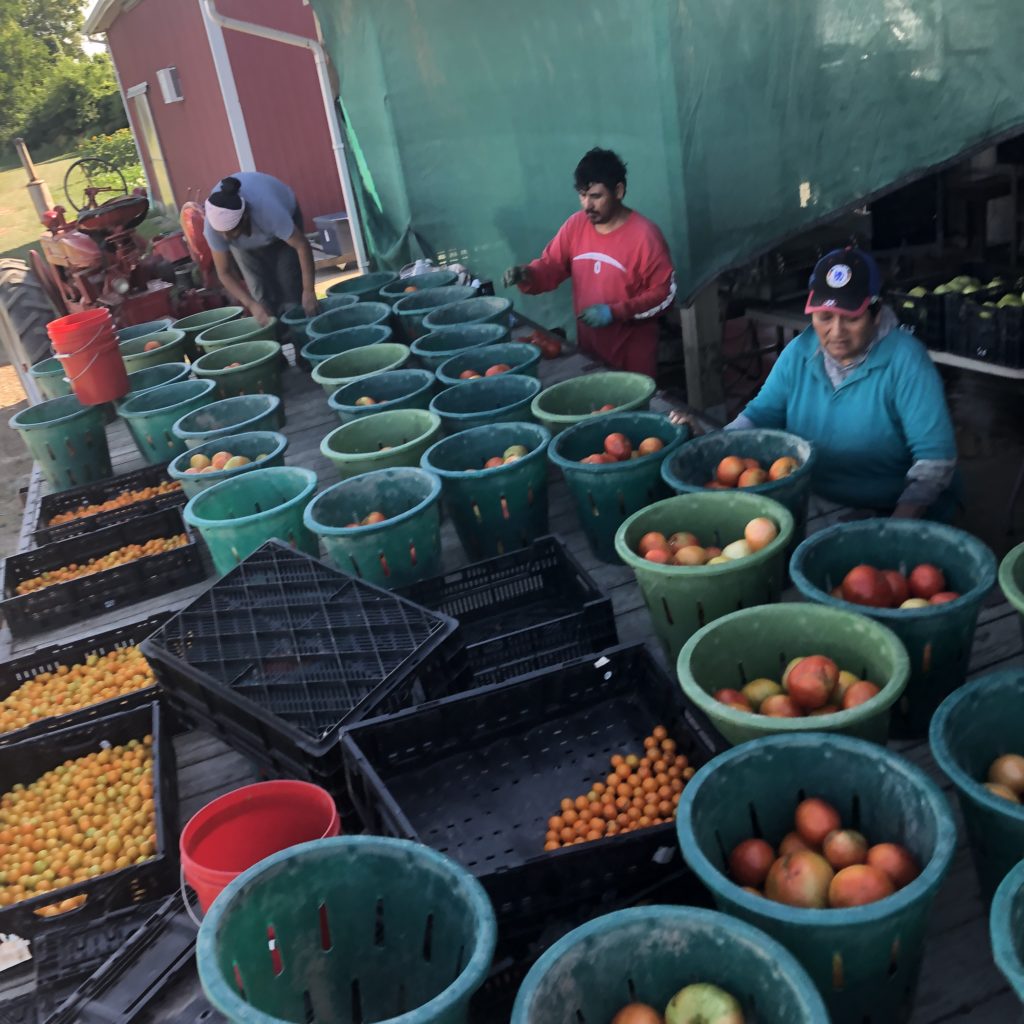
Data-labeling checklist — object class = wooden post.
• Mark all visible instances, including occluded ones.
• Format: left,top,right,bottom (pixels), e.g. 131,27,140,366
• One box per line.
679,279,723,411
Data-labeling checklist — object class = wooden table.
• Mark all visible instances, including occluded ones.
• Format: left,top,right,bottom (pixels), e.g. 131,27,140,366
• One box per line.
1,323,1020,1022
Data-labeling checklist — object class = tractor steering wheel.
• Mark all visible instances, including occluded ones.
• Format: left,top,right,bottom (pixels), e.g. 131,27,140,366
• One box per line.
62,158,129,213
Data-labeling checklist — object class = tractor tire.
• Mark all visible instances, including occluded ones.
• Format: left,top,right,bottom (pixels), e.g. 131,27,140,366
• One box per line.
0,257,57,371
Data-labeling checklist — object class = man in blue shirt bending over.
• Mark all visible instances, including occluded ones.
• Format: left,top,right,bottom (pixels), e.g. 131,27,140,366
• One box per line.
204,172,319,326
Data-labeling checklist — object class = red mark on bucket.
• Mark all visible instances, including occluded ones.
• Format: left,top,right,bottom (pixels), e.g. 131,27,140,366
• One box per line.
267,926,283,975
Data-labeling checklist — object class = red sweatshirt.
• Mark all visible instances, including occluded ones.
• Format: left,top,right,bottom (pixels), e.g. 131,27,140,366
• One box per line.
518,210,676,377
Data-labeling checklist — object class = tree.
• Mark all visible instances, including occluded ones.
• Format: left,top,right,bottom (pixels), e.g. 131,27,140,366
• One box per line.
21,0,86,56
0,4,49,142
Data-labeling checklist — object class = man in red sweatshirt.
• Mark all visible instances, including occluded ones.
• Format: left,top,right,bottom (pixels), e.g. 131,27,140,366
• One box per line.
503,148,676,377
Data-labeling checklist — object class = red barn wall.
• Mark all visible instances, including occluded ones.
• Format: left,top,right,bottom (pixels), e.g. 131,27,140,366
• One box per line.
217,0,345,227
106,0,237,206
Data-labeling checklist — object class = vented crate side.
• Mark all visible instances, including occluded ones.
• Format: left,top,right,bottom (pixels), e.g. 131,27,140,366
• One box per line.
44,896,219,1024
341,643,727,927
35,464,186,546
141,541,469,773
0,702,177,938
467,607,618,688
0,615,169,748
0,509,204,639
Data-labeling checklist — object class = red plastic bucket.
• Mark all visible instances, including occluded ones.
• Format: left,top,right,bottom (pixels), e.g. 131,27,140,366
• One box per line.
180,780,340,913
48,309,129,405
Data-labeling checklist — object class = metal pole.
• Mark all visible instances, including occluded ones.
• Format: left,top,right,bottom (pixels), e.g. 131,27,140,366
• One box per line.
13,138,54,221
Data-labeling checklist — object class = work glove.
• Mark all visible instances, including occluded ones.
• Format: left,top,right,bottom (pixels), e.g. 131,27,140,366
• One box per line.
502,265,529,288
578,304,613,328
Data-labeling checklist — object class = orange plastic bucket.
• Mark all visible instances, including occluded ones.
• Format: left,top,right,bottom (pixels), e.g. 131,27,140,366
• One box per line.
180,780,340,913
48,309,129,405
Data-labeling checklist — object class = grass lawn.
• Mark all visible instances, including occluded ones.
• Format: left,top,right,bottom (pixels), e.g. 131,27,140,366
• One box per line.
0,155,77,263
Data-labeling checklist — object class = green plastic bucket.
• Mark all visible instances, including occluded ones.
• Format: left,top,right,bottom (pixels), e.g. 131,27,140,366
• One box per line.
321,409,443,480
118,378,218,464
677,733,957,1024
300,324,392,368
304,468,443,589
117,318,175,344
312,344,411,397
192,340,283,400
118,362,191,410
991,859,1024,1002
306,302,392,342
378,269,458,300
929,670,1024,900
279,304,323,347
28,357,70,401
999,541,1024,645
326,270,399,303
429,375,541,434
329,369,436,423
196,315,278,354
119,329,189,373
167,430,288,500
531,371,657,434
511,905,829,1024
172,393,283,449
421,422,551,561
790,519,998,738
678,603,910,745
392,285,479,342
662,428,817,548
410,323,510,371
321,293,363,312
184,466,317,575
173,307,244,359
8,394,111,491
549,412,689,562
421,296,513,333
435,342,540,388
614,491,794,661
196,835,496,1024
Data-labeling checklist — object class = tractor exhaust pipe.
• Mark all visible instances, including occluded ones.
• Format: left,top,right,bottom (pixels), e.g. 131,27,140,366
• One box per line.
13,138,54,222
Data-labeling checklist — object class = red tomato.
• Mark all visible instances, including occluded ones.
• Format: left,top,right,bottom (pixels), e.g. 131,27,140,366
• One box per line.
794,797,841,847
929,591,960,604
882,570,909,607
728,838,775,887
841,565,892,607
603,433,633,461
908,563,946,600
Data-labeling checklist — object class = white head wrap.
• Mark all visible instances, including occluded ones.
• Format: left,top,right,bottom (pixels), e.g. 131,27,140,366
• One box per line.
204,197,246,232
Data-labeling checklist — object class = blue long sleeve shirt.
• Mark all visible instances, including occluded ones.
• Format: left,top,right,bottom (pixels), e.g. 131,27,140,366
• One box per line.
741,323,957,510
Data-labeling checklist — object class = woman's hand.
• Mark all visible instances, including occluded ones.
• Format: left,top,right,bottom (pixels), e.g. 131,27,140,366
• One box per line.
301,290,320,318
248,301,272,327
668,410,705,436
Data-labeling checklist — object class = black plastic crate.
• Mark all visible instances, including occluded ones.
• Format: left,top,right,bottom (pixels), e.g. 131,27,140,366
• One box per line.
0,615,168,749
34,465,186,547
889,278,948,350
45,896,222,1024
341,643,727,938
0,702,177,939
0,509,205,639
398,535,618,687
141,540,470,782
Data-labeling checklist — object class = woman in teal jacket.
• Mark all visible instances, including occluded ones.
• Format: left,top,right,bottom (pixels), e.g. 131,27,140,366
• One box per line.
676,248,959,519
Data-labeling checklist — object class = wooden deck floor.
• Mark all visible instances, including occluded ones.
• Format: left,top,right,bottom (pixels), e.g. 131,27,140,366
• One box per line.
2,325,1021,1021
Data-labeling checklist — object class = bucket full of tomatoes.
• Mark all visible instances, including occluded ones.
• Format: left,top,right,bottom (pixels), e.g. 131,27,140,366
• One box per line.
790,519,998,738
676,733,957,1024
929,669,1024,900
548,412,690,562
510,905,830,1024
678,603,910,745
614,491,794,661
661,428,816,550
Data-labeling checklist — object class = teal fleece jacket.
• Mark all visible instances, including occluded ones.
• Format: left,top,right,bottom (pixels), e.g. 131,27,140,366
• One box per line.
742,324,957,509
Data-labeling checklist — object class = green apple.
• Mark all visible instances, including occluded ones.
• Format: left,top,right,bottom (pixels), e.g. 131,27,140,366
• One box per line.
503,444,529,460
665,983,745,1024
900,598,930,609
721,539,751,560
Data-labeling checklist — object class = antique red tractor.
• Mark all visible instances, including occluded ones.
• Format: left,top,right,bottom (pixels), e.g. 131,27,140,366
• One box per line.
28,157,226,329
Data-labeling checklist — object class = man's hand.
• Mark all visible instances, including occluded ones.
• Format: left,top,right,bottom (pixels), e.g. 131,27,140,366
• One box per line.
301,290,319,318
248,301,272,327
502,265,530,288
578,304,613,328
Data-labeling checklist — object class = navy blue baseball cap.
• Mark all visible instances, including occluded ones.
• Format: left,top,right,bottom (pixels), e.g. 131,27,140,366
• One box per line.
805,247,881,317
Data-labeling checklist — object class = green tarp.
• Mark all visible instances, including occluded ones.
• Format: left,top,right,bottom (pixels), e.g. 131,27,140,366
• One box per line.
313,1,1024,334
